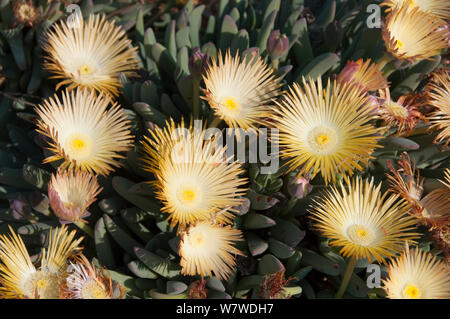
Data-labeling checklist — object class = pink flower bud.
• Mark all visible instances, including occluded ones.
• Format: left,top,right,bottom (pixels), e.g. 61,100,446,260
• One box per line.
267,30,289,60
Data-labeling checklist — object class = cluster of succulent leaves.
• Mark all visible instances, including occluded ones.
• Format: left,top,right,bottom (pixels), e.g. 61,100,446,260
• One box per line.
0,0,448,299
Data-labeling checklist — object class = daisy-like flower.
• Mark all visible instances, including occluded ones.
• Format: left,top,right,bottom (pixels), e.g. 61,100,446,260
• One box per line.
42,14,139,96
0,225,83,299
382,0,450,21
141,119,248,231
48,168,102,224
178,221,244,280
61,254,124,299
272,77,382,185
202,50,282,131
386,152,424,212
383,244,450,299
378,88,422,136
309,177,420,263
337,59,388,92
427,69,450,145
35,88,133,176
382,3,448,62
13,0,40,27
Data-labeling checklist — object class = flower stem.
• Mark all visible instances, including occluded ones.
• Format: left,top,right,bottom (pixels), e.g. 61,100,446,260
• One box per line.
335,255,357,299
193,77,201,119
271,58,279,70
74,220,94,238
377,53,394,70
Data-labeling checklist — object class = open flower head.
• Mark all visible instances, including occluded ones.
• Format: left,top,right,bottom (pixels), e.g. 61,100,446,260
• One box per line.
382,0,450,20
179,221,244,280
141,119,248,231
378,88,422,136
383,244,450,298
382,3,448,62
202,50,282,131
272,77,382,185
427,69,450,145
43,14,139,96
337,59,388,92
61,254,124,299
48,168,102,224
0,225,83,299
35,88,133,176
309,177,420,263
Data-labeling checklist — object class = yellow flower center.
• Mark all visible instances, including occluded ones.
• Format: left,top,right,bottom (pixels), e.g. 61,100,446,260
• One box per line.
176,183,202,207
346,224,377,246
403,284,421,299
79,64,93,75
73,138,85,150
225,97,238,110
220,96,241,117
395,40,404,50
183,190,196,202
189,232,205,248
81,279,109,299
23,270,60,299
316,134,329,145
307,126,339,154
65,133,93,161
409,0,416,6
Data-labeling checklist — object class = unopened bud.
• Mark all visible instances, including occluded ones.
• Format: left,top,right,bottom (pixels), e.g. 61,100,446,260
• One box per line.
287,175,313,199
267,30,289,60
189,47,208,78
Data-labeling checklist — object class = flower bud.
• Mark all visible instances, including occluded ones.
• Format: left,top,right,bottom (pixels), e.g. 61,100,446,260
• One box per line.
189,47,208,78
287,175,313,199
267,30,289,60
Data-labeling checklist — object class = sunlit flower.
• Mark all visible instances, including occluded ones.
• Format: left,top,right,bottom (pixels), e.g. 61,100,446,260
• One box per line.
13,0,40,27
382,0,450,21
179,221,244,280
35,88,133,176
272,77,382,185
202,50,282,131
382,3,448,62
427,69,450,145
61,254,124,299
48,168,102,224
337,59,388,92
386,152,424,212
42,14,139,96
141,119,248,231
378,88,422,136
309,177,420,263
383,244,450,299
0,225,83,299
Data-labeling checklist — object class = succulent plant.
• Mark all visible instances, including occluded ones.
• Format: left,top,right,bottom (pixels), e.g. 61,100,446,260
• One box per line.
0,0,449,300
